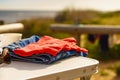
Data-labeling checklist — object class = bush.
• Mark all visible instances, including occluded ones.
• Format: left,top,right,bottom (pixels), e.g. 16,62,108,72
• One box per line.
100,70,109,76
110,61,120,75
18,18,71,39
109,44,120,59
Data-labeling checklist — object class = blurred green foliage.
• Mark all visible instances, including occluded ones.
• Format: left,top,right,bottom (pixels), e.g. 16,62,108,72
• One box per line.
18,18,71,39
100,70,110,76
18,18,54,38
107,61,120,75
17,9,120,60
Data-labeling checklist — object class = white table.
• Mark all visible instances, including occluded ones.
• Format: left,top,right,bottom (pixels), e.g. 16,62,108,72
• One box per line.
0,56,99,80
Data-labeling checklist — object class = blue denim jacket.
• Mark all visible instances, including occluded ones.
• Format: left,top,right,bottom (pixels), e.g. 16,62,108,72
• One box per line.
4,35,87,64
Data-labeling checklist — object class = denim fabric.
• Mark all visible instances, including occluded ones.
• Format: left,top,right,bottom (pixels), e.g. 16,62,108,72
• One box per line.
4,35,87,64
8,50,81,64
3,35,40,58
4,35,40,51
80,52,88,57
51,50,80,63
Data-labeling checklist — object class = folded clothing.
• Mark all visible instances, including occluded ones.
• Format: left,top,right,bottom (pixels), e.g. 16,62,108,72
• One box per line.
9,50,81,64
14,36,87,57
4,35,88,64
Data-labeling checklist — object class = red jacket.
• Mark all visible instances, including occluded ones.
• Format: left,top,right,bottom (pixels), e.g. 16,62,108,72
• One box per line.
14,36,88,57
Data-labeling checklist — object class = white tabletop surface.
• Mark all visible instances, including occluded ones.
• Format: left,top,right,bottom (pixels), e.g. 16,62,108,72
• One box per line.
0,56,99,80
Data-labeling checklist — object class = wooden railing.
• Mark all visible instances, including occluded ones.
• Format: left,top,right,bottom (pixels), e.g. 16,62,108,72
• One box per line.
50,24,120,46
0,23,24,33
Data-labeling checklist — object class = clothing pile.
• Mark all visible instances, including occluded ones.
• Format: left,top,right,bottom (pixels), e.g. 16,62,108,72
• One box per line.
4,35,88,64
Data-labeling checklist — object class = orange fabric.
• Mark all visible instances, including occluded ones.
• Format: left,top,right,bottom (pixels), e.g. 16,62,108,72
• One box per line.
14,36,88,57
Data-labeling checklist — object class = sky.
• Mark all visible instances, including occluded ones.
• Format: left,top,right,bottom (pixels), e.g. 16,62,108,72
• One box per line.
0,0,120,11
